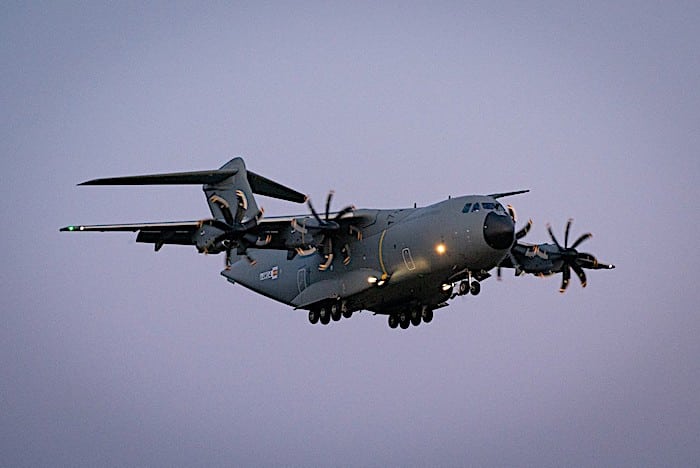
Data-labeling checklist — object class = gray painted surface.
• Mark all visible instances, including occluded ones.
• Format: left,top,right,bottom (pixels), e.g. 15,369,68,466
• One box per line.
2,2,699,466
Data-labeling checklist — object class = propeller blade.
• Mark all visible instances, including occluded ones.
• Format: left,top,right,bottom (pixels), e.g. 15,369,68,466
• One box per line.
341,243,351,265
564,218,572,248
334,205,355,221
515,219,532,240
508,251,522,275
209,195,235,225
234,191,247,224
571,232,592,249
225,245,232,270
507,204,517,222
559,264,571,293
323,236,333,256
307,198,324,225
325,191,334,221
571,262,587,287
577,252,599,268
547,224,563,250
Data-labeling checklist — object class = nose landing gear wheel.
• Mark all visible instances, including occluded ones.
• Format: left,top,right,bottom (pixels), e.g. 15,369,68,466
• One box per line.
470,281,481,296
459,281,470,295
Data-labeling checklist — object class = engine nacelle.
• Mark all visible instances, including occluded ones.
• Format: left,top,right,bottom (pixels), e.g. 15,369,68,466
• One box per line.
194,224,228,254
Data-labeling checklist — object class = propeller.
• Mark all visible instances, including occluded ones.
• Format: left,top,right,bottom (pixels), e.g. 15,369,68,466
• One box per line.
546,218,615,293
203,191,265,268
305,191,355,271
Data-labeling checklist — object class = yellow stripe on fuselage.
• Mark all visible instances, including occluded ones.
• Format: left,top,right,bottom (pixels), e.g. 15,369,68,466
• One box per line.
378,229,388,279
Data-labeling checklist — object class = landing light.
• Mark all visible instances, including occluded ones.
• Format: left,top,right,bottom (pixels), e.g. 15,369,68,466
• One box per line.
435,243,447,255
367,276,378,284
441,283,452,292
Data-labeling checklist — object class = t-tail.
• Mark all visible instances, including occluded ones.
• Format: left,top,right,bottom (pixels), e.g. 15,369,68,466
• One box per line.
62,157,307,263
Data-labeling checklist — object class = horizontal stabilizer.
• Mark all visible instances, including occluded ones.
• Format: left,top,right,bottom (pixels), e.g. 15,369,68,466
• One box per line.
247,171,306,203
78,166,307,203
79,170,238,186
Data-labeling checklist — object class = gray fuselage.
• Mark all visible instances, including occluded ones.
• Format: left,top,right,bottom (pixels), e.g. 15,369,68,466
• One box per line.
222,195,514,315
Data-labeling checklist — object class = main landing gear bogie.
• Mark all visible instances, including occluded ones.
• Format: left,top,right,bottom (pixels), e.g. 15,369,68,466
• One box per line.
389,305,433,330
309,299,353,326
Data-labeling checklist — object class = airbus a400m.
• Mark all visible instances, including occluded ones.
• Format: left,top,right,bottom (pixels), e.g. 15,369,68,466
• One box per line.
62,157,614,329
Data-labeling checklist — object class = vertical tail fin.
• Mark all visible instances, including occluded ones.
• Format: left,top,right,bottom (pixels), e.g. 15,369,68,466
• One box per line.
204,158,261,223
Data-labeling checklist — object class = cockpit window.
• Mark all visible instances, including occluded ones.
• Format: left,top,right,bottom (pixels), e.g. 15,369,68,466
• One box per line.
464,201,505,213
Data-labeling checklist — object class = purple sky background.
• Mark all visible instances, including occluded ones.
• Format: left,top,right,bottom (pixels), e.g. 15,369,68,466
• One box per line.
2,2,699,466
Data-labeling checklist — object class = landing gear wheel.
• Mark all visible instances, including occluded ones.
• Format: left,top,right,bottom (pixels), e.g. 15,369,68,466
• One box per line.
341,301,352,319
410,314,422,327
399,312,410,329
459,281,470,296
308,309,319,324
470,281,481,296
331,303,341,321
388,315,399,329
319,306,330,325
422,307,433,323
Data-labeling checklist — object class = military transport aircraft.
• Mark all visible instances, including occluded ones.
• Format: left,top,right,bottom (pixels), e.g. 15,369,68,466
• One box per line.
61,157,614,329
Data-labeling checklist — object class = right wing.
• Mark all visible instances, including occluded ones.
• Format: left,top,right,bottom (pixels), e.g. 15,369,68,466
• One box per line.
60,222,201,250
60,217,305,252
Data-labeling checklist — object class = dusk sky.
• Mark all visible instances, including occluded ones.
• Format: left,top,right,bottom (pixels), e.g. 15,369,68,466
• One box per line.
2,2,699,466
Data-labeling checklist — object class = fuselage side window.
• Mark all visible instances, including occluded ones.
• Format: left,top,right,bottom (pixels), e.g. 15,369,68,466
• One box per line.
462,203,472,213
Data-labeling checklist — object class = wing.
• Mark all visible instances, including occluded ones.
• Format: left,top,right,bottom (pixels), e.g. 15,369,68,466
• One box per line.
60,222,201,250
60,211,371,254
60,217,304,252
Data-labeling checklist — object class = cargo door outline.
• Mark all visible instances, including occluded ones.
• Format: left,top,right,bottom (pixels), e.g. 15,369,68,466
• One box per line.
297,268,308,293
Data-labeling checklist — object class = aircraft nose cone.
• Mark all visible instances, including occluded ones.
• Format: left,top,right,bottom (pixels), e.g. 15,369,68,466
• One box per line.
483,211,515,250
